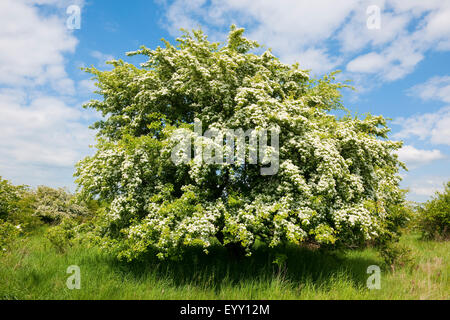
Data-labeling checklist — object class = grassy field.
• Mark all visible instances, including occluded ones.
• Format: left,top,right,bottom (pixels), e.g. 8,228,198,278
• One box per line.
0,227,448,300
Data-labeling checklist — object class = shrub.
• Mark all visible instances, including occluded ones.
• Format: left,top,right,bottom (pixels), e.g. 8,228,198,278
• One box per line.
416,181,450,241
379,242,415,272
0,220,22,254
0,176,24,220
33,186,90,224
0,177,41,231
45,214,104,253
45,218,77,253
75,26,405,261
372,198,414,248
1,177,94,233
374,200,415,269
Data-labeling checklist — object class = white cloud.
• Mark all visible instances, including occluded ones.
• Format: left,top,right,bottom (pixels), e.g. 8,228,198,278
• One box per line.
388,0,444,14
0,0,81,93
157,0,450,80
23,0,84,7
347,52,387,73
408,176,448,197
420,6,450,46
346,38,425,81
0,89,95,168
338,1,413,53
0,0,94,189
395,77,450,146
159,0,358,74
408,76,450,103
282,48,342,75
397,145,445,168
225,0,359,47
346,1,450,81
394,106,450,146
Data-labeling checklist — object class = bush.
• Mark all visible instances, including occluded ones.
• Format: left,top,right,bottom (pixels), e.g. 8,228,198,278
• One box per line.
372,199,414,248
416,181,450,240
45,218,77,253
33,186,90,224
45,214,104,253
0,176,25,221
0,177,41,231
0,220,22,254
379,242,415,272
374,200,415,270
9,191,43,232
1,177,96,239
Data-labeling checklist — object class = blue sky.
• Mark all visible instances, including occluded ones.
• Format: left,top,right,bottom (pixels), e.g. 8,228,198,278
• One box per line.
1,0,450,202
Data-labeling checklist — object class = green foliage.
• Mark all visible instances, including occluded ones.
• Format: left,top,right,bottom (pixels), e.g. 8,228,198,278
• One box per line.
372,198,414,248
379,242,415,271
0,177,41,232
0,176,25,221
272,252,288,274
0,220,22,254
75,26,405,261
416,181,450,240
45,218,77,253
1,177,97,236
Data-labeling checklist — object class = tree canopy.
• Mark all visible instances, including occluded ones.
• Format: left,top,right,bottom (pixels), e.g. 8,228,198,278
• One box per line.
75,26,404,260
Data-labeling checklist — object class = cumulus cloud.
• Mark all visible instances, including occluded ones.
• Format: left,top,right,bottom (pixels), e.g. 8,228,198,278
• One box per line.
157,0,450,80
0,89,95,165
0,0,82,93
344,1,450,81
395,78,450,146
347,52,387,74
346,40,424,81
0,88,96,189
159,0,357,74
0,0,94,188
408,176,448,197
393,106,450,146
408,76,450,103
397,145,445,168
343,1,450,81
338,4,411,53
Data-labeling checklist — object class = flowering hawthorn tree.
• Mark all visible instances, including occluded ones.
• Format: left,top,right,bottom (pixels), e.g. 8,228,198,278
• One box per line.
75,26,405,260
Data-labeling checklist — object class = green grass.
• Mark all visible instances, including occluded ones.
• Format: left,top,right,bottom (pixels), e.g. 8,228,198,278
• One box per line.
0,228,448,300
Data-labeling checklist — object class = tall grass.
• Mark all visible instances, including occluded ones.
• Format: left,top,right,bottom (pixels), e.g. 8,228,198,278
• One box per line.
0,228,448,299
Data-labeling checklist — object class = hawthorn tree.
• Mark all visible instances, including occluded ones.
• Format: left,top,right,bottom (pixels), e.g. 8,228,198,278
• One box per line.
75,26,405,260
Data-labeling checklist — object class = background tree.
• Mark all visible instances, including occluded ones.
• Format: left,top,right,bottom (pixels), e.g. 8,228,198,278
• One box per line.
76,26,405,260
32,186,90,224
416,181,450,240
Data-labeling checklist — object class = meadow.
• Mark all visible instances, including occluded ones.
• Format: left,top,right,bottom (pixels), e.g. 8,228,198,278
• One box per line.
1,227,448,300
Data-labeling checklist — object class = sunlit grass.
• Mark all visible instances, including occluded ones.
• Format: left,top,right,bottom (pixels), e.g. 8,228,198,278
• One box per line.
0,228,448,300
